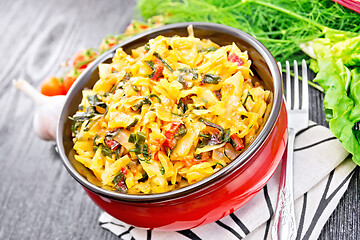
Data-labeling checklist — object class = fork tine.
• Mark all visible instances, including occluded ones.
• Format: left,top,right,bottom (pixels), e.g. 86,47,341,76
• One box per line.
286,61,291,109
293,60,299,110
302,59,309,111
277,62,282,74
277,61,282,94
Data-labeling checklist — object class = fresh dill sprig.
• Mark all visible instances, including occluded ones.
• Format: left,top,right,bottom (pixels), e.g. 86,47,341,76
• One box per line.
137,0,360,63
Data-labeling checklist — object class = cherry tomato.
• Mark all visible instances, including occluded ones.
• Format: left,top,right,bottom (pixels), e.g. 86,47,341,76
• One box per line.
62,75,77,93
40,76,65,96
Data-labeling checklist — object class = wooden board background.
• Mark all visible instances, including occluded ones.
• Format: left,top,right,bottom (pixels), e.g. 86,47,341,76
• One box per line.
0,0,358,239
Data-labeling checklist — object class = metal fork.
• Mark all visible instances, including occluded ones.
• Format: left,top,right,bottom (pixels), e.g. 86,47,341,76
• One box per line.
271,60,309,240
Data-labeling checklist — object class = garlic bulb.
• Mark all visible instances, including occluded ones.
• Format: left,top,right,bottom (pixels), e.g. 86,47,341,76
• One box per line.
13,79,66,141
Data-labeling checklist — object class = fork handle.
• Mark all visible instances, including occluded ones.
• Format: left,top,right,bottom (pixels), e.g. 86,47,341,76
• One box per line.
271,128,297,240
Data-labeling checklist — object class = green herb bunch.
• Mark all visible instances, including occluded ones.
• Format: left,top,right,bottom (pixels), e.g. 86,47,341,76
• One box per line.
137,0,360,63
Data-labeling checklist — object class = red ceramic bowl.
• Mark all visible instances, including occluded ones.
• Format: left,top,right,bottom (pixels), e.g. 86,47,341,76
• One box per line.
57,22,287,231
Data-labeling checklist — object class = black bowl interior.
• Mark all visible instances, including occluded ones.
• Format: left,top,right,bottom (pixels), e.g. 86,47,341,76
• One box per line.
57,22,282,202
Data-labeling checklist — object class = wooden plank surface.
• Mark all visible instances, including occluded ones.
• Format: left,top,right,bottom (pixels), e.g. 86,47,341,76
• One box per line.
0,0,358,239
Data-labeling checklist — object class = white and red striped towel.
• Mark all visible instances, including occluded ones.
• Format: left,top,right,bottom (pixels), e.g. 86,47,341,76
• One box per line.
99,122,356,240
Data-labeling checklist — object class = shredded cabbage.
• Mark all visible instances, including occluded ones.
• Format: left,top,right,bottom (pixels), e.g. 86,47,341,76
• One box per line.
70,26,271,194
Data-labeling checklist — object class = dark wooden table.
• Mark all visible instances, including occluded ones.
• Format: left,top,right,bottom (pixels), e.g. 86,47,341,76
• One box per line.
1,0,359,239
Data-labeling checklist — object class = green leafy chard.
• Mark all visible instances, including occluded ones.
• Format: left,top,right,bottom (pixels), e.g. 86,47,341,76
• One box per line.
69,94,107,136
198,46,217,52
202,73,220,84
128,132,151,162
153,52,173,72
112,171,127,193
131,94,161,111
198,117,231,146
